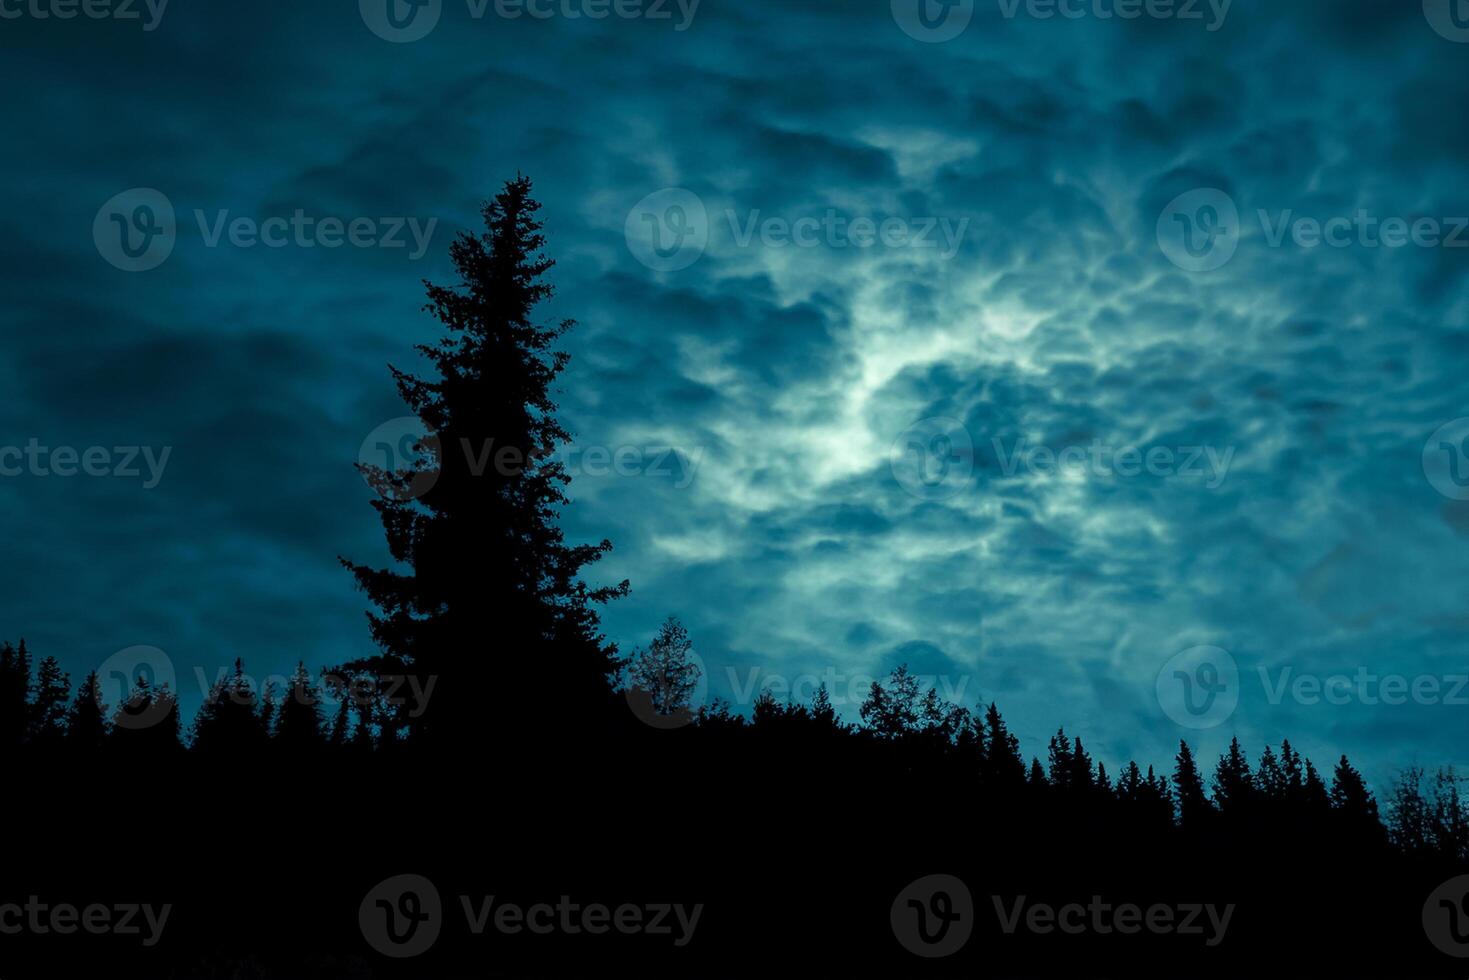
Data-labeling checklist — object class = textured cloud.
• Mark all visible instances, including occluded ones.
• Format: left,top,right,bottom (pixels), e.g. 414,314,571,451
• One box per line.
1,0,1467,785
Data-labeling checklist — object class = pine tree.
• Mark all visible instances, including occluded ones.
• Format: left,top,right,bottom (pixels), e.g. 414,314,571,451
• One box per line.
981,703,1026,788
274,662,327,751
1388,766,1432,856
27,655,70,749
859,665,921,738
1047,728,1073,790
191,659,269,755
1069,736,1095,794
1173,740,1211,830
1330,755,1383,844
809,683,837,730
0,639,33,752
109,677,183,757
1280,739,1306,801
66,670,109,754
340,176,628,749
1212,736,1254,817
1255,745,1285,803
1028,757,1047,790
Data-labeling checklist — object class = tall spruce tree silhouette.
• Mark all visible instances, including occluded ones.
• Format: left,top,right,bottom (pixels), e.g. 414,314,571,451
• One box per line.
341,176,628,754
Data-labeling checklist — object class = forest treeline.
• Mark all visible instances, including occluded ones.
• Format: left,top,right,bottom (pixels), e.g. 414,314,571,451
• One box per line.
2,624,1466,867
4,175,1464,916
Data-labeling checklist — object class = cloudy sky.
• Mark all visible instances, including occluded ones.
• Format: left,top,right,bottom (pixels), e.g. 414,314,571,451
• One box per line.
3,0,1468,786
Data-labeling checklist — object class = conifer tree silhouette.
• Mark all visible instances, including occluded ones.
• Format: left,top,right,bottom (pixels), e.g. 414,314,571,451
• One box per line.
1212,736,1254,818
191,659,269,755
1330,754,1383,844
66,670,109,754
0,639,32,753
109,677,184,757
981,703,1026,789
341,176,627,752
274,662,327,752
1172,740,1211,830
26,654,69,750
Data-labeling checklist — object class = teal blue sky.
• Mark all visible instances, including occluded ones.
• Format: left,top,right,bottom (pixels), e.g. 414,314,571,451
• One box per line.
2,0,1468,786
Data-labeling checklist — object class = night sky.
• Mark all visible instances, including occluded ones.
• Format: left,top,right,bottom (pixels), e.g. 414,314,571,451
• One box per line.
3,0,1468,787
